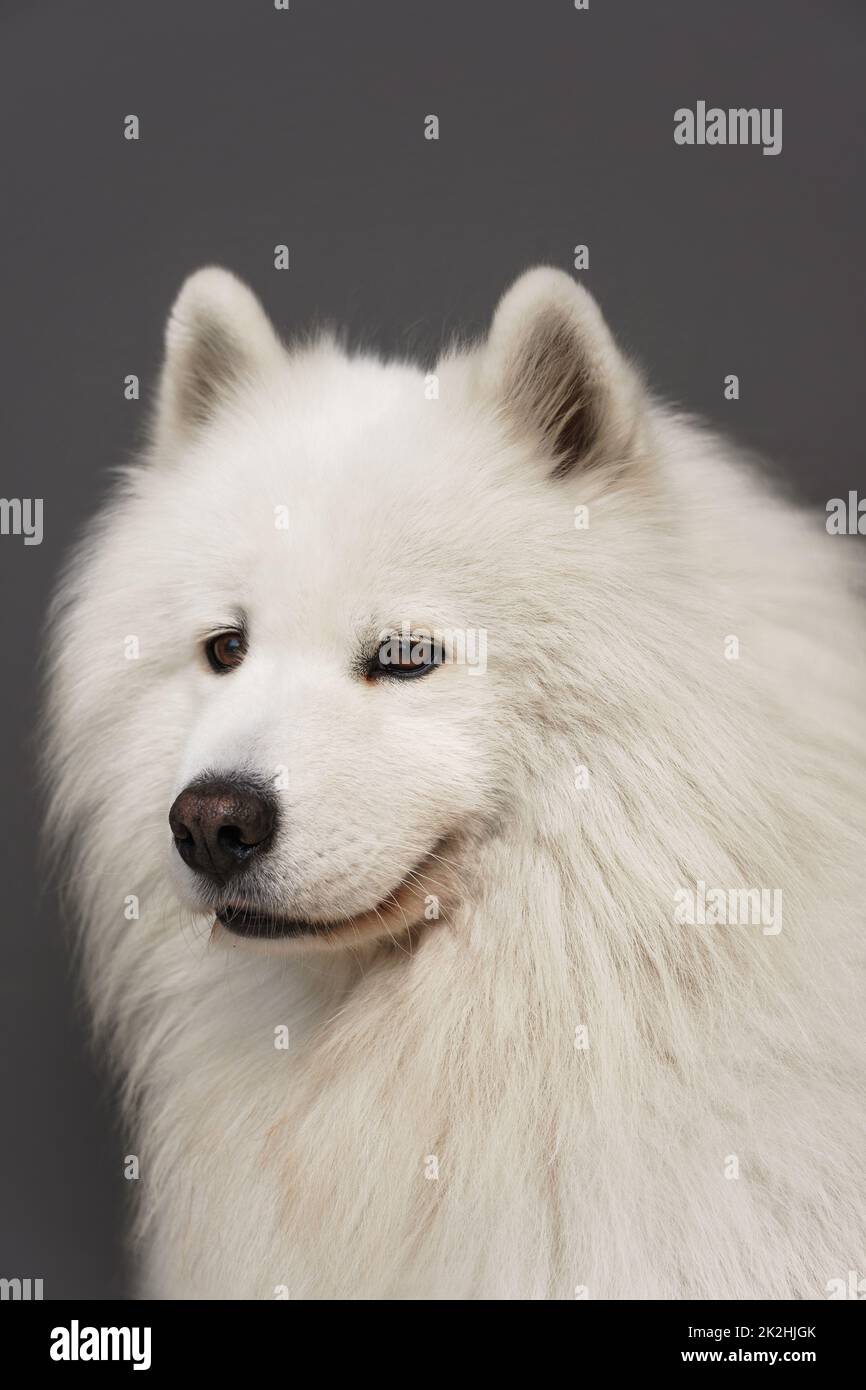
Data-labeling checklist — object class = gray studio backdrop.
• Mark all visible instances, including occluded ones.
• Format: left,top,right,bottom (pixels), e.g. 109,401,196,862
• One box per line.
1,0,863,1299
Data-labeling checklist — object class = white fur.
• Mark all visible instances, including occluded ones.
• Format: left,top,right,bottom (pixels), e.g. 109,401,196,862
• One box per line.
45,267,866,1299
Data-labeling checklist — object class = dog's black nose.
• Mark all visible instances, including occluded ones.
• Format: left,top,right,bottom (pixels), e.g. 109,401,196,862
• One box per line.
169,777,277,881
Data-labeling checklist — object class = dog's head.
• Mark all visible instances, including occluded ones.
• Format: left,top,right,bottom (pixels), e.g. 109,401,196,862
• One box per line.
53,266,649,953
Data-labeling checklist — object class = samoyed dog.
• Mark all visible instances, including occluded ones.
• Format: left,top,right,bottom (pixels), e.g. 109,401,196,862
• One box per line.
45,266,865,1300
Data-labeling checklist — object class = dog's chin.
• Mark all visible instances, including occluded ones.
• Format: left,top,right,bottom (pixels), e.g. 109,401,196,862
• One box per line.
208,839,456,955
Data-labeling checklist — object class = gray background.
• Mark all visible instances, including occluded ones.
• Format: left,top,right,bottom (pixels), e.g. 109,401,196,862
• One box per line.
1,0,863,1300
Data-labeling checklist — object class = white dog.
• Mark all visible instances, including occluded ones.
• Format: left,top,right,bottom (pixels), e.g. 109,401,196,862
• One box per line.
45,266,866,1299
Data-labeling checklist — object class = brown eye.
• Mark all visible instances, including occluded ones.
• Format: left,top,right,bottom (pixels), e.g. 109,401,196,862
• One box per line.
205,630,247,673
369,634,441,680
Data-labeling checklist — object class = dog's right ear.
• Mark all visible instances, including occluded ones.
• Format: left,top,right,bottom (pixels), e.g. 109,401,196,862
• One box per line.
153,267,284,452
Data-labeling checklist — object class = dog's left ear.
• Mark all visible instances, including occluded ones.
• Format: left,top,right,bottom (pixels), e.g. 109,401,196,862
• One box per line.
478,267,645,478
153,266,285,453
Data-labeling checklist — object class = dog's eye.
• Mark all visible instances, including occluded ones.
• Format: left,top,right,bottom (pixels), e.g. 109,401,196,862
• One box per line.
369,634,441,680
205,630,247,673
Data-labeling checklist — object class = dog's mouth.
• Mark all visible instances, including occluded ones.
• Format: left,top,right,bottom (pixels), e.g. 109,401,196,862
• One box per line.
215,904,352,940
212,836,457,948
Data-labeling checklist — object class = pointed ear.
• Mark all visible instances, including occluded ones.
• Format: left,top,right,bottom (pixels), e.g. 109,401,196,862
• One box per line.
153,267,284,450
478,267,645,478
